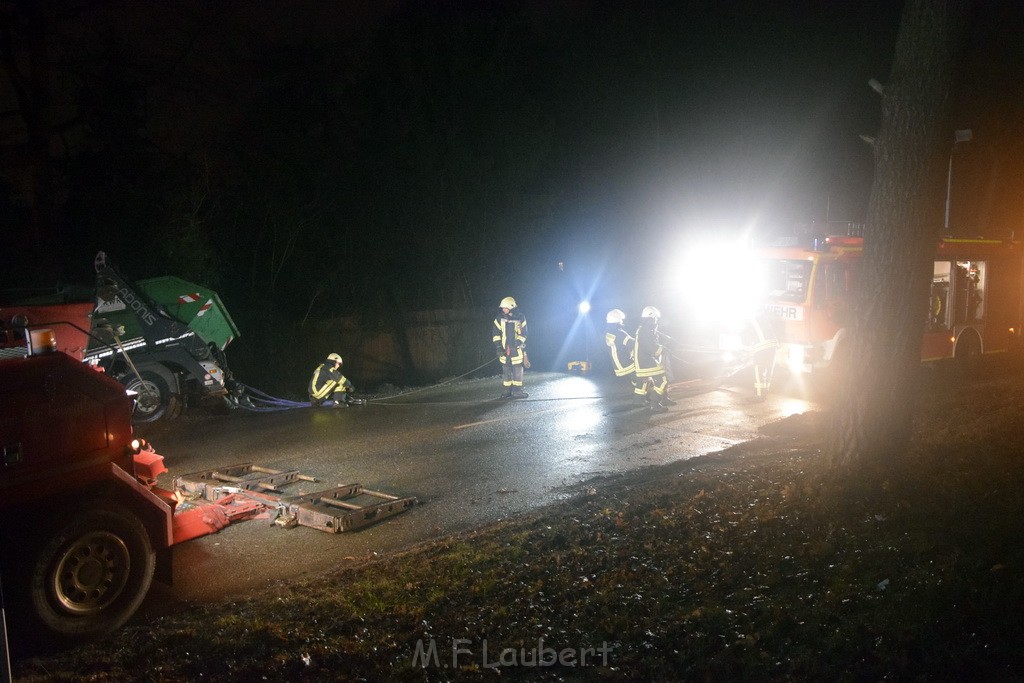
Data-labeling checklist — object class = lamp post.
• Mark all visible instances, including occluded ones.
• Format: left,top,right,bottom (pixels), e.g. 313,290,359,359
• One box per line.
944,128,972,230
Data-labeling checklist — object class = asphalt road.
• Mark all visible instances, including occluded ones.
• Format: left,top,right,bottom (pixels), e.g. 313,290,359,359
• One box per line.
137,370,816,607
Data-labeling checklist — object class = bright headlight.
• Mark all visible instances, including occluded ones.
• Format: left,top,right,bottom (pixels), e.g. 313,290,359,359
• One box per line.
718,333,743,351
676,239,768,327
787,346,806,373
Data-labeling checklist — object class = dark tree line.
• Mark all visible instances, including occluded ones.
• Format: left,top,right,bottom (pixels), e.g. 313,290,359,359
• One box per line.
1,1,906,328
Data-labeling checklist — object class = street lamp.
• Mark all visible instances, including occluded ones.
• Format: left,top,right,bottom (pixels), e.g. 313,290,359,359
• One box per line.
944,128,972,230
565,299,592,372
577,300,590,362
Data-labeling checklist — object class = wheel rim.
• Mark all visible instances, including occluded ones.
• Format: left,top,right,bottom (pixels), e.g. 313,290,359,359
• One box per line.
125,377,162,416
52,531,131,614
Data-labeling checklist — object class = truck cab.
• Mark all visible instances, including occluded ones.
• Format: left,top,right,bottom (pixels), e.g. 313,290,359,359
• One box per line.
758,235,1024,375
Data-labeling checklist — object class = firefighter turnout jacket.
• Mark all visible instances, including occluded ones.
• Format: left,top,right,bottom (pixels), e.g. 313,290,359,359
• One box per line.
744,317,779,399
309,361,353,402
605,322,635,377
493,309,528,365
631,315,668,396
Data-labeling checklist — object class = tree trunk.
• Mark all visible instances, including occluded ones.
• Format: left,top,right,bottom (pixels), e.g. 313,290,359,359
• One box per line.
829,0,969,473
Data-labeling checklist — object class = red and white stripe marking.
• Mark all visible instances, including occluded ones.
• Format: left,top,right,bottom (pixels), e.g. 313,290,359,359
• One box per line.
196,299,214,317
178,292,203,304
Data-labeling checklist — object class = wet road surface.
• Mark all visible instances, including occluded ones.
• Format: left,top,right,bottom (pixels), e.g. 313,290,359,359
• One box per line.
138,371,815,605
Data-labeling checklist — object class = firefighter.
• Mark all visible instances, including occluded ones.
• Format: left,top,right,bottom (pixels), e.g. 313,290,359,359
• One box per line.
604,309,636,389
631,306,676,410
493,296,529,398
744,317,779,401
309,352,357,407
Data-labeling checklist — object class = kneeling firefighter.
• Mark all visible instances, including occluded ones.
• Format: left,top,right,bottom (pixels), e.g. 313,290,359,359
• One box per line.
309,352,362,407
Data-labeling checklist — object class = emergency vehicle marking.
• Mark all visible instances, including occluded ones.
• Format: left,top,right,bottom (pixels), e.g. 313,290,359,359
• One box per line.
765,304,804,321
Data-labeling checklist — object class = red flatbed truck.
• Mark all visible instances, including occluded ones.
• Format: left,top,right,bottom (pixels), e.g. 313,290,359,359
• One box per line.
0,343,179,654
0,330,416,661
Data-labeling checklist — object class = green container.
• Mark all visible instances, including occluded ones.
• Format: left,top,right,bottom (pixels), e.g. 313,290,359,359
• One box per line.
133,276,241,350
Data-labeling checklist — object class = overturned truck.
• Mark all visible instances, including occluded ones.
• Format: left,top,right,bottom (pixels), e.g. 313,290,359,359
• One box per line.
87,251,245,422
0,251,244,423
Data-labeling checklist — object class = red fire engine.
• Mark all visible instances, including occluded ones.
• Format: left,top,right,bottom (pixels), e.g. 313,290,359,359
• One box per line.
758,234,1024,375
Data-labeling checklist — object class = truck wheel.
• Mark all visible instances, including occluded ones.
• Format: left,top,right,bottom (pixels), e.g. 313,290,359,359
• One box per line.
818,341,850,403
123,371,180,423
27,503,155,646
954,331,982,376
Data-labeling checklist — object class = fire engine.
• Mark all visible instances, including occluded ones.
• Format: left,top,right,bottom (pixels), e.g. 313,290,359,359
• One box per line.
759,234,1024,375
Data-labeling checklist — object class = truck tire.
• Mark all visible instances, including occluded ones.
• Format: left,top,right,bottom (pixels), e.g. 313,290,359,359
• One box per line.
27,502,155,646
123,371,180,423
953,330,982,376
818,340,849,403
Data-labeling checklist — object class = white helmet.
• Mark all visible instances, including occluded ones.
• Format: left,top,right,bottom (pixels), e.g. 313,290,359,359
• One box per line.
606,308,626,324
327,352,343,365
500,296,517,309
641,306,661,319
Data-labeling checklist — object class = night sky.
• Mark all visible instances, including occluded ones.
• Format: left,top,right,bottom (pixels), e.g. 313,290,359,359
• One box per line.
1,1,1022,333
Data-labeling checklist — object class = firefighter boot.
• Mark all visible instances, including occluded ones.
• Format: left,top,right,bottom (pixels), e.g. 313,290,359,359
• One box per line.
753,366,769,402
501,388,514,399
659,392,677,407
511,388,529,399
339,391,367,405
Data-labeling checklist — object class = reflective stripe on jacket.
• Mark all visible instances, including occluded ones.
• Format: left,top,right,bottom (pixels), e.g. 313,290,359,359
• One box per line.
631,320,665,378
605,324,635,376
309,363,351,399
493,312,527,365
